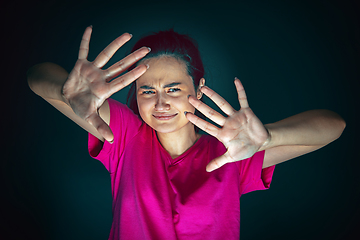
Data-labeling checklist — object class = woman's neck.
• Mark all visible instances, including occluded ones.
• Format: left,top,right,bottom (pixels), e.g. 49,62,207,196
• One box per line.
156,123,201,159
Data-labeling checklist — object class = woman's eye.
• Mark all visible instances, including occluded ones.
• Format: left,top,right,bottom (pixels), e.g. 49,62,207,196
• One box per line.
168,88,180,93
143,90,155,95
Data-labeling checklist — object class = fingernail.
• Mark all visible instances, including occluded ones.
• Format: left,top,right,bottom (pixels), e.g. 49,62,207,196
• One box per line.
147,47,151,52
187,95,191,98
109,139,114,144
184,111,188,116
145,64,150,69
129,33,133,38
89,25,93,28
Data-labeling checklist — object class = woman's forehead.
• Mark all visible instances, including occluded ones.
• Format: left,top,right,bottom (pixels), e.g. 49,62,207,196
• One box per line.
140,55,187,71
136,56,193,87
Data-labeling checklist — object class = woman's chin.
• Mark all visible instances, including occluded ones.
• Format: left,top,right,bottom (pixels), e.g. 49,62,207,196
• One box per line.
151,121,194,135
152,125,178,134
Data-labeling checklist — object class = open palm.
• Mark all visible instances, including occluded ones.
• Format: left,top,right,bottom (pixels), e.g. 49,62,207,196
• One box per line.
186,78,269,172
62,26,150,142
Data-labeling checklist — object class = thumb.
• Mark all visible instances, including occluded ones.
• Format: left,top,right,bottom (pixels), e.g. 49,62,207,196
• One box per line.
86,113,114,143
206,152,233,172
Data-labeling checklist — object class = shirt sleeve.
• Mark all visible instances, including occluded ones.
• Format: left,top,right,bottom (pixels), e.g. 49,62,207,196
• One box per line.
236,150,275,195
88,98,143,173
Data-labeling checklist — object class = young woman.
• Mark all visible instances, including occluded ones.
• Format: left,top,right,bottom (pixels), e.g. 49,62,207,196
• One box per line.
27,26,345,240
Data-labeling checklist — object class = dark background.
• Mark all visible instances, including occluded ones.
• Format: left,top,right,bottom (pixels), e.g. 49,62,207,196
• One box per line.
2,0,359,239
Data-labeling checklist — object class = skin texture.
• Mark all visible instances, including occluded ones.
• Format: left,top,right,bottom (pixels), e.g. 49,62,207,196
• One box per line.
136,57,205,158
137,57,198,134
186,79,346,171
186,79,270,171
61,26,151,142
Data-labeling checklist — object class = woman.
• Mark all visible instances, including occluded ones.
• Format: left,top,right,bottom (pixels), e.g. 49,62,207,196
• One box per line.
27,26,345,239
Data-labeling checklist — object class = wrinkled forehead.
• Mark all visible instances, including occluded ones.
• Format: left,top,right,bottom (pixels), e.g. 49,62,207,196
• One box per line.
136,56,193,88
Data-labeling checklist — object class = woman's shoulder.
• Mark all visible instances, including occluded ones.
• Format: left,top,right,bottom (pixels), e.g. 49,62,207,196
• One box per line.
107,98,129,110
107,98,140,118
199,134,224,148
106,98,143,128
196,134,227,159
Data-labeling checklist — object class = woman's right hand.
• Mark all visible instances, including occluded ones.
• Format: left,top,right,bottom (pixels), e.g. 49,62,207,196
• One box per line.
62,26,150,143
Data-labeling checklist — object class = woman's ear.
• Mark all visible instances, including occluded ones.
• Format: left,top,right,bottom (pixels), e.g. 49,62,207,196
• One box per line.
197,78,206,99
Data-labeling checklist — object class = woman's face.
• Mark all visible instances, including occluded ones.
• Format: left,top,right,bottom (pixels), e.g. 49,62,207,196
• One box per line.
136,56,198,134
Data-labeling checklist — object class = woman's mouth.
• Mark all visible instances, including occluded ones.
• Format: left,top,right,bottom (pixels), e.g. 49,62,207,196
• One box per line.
153,113,178,121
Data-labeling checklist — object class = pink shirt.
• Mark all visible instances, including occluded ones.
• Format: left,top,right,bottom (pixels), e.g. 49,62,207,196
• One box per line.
88,99,275,240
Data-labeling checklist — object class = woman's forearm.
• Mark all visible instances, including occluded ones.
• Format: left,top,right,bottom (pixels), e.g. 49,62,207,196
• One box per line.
261,109,346,150
27,62,69,102
27,62,110,142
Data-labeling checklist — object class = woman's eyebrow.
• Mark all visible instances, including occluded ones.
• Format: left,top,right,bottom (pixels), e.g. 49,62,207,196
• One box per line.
139,85,154,90
139,82,182,89
164,82,181,88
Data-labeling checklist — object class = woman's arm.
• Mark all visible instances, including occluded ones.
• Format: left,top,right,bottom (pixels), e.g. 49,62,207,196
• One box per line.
186,78,345,172
27,62,110,141
27,26,150,143
260,109,346,168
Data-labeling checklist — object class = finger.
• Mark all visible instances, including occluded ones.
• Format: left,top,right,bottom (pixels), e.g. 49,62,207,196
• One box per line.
86,113,114,143
185,112,220,137
107,64,148,96
105,46,150,79
200,86,236,116
234,77,249,109
206,152,233,172
93,33,133,68
188,95,226,126
78,26,93,60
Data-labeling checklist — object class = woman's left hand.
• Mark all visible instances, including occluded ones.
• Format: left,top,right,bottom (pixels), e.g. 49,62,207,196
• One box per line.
186,78,270,172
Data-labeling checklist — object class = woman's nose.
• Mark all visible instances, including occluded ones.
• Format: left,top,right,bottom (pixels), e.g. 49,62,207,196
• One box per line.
154,93,170,111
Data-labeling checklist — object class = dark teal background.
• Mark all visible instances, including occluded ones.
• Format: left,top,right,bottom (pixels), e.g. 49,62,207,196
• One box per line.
2,0,359,239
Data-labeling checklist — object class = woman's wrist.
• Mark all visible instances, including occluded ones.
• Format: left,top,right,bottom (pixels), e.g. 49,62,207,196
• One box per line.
60,81,71,106
259,124,275,151
28,62,69,102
